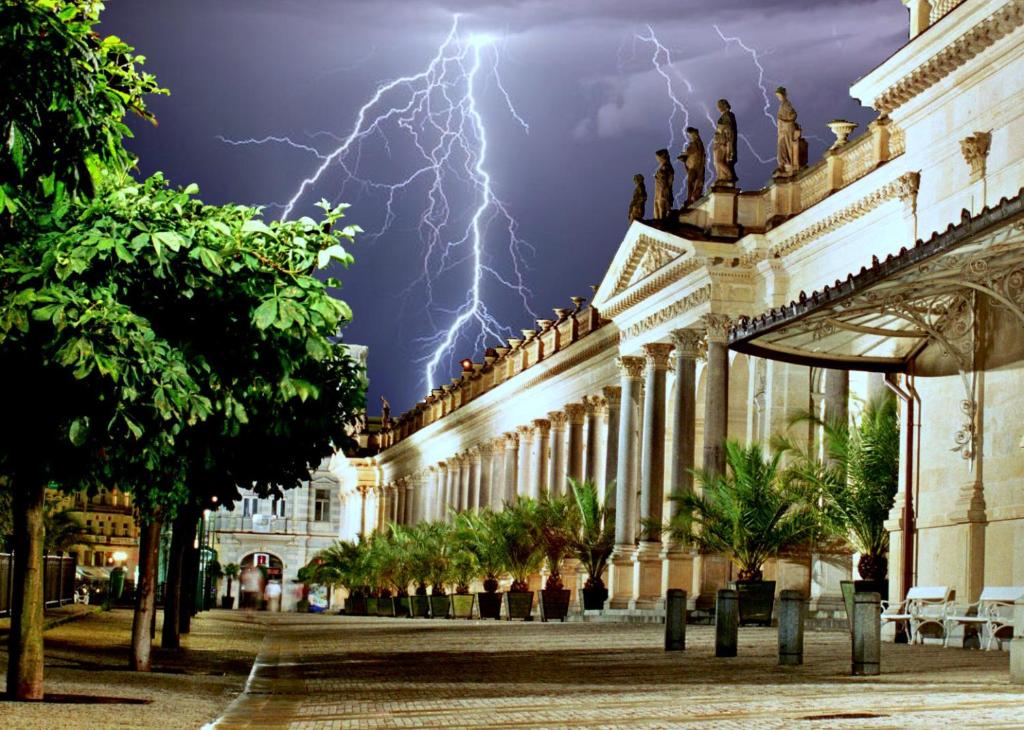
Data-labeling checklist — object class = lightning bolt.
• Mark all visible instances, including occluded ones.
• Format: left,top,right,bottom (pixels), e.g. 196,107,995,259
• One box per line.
712,24,776,130
219,16,534,393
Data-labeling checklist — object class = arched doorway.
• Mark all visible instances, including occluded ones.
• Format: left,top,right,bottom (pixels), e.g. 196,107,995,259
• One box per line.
239,552,284,610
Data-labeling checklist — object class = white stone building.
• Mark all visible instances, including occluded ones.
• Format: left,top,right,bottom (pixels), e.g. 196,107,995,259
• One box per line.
363,0,1024,620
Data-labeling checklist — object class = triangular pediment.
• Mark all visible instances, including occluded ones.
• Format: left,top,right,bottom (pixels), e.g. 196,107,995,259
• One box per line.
592,222,694,311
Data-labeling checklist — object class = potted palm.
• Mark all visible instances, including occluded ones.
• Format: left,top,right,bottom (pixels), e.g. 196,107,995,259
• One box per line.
568,479,615,611
423,522,453,618
450,545,479,619
456,511,505,620
536,493,576,622
665,440,817,626
221,562,240,609
405,523,434,618
492,499,543,620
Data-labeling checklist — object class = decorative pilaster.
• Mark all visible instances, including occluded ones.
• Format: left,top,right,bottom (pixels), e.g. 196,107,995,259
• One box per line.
531,419,551,500
565,403,587,487
609,356,644,609
547,411,569,498
638,343,673,547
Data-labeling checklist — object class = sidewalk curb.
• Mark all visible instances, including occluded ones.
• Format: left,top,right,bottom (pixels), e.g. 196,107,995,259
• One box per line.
0,605,105,638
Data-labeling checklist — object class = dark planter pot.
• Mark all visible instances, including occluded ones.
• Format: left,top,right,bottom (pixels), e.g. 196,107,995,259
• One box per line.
505,590,534,621
376,597,396,617
540,589,572,622
346,595,367,616
429,594,450,619
581,586,608,611
410,595,430,618
732,580,776,626
365,596,378,615
477,592,502,620
451,593,475,619
220,595,236,610
394,596,411,617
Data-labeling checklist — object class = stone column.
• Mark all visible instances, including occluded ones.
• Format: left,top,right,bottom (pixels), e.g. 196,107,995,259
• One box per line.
609,355,644,609
633,342,674,610
547,411,568,498
358,485,369,539
516,425,533,498
824,369,850,430
459,453,473,513
531,419,551,500
663,330,700,604
601,386,621,511
396,480,407,525
434,462,446,522
583,396,602,486
489,438,506,510
565,403,586,487
477,444,492,513
504,431,520,506
445,458,459,521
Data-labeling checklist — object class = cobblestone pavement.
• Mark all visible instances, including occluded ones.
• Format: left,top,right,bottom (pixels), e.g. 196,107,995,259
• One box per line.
211,614,1024,730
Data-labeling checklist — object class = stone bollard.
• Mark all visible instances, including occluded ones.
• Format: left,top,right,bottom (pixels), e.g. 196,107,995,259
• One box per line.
778,590,805,666
1011,598,1024,684
665,589,687,651
715,589,739,658
852,591,881,676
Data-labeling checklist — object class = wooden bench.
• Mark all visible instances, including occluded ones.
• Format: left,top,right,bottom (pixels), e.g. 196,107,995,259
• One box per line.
944,586,1024,650
881,586,952,643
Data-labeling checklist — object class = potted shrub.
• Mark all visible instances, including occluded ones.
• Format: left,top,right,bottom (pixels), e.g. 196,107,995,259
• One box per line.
455,511,506,620
665,440,817,626
536,493,576,622
450,551,478,619
405,524,434,618
221,562,240,609
492,499,543,621
568,479,615,611
422,522,453,618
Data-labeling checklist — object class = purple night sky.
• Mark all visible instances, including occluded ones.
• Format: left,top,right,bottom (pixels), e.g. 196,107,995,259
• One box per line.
100,0,907,414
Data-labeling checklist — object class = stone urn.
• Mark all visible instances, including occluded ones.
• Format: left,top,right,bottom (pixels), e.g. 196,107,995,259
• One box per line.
827,119,858,149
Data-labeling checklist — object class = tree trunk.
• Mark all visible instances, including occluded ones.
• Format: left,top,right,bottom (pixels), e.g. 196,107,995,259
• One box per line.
161,512,188,650
6,480,46,700
178,515,198,635
131,518,162,671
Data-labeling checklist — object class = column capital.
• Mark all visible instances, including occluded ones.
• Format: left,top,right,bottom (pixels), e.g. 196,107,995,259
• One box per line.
584,395,603,415
491,435,507,454
564,402,587,424
426,464,438,475
468,445,483,461
642,342,675,370
617,355,646,379
671,328,704,358
505,430,520,447
437,461,448,473
702,313,733,344
516,424,534,438
602,385,622,408
548,411,569,428
532,418,551,436
477,442,494,456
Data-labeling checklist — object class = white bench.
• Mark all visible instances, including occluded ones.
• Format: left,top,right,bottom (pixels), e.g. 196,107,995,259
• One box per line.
881,586,953,643
944,586,1024,650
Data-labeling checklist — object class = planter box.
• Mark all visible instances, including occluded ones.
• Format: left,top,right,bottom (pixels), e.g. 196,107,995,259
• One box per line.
429,594,450,619
505,590,534,621
376,597,395,617
477,592,502,620
410,595,430,618
540,589,571,622
220,595,236,610
451,593,475,619
365,597,378,615
581,586,608,611
394,596,411,618
732,580,776,626
346,595,367,616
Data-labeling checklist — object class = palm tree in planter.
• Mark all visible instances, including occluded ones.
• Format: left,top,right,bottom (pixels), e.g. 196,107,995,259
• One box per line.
776,393,900,593
568,479,615,610
449,532,480,619
535,493,577,621
316,541,366,615
222,563,240,609
455,510,506,619
385,525,419,617
491,499,544,620
404,523,434,617
665,440,818,626
422,522,455,618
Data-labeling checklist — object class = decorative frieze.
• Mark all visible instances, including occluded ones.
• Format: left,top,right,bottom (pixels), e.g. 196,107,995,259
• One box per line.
618,285,712,344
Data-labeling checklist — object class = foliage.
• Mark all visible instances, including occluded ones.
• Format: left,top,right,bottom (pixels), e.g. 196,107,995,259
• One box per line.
41,495,81,554
1,0,165,213
488,499,544,590
223,562,240,579
534,493,577,590
664,440,818,581
454,510,505,585
774,393,900,578
567,479,615,590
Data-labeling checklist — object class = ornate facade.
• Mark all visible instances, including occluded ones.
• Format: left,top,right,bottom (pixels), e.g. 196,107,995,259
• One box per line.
357,0,1024,616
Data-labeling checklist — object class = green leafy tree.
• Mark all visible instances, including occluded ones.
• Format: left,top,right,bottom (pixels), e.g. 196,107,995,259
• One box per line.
568,479,615,591
664,441,818,581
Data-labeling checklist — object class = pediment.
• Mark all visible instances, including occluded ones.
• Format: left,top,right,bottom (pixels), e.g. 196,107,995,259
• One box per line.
592,223,694,311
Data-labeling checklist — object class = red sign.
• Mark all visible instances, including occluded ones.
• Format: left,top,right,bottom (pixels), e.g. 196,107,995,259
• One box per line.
254,553,269,567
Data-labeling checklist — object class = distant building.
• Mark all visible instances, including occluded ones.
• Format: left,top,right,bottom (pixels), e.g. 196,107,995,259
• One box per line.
59,487,140,580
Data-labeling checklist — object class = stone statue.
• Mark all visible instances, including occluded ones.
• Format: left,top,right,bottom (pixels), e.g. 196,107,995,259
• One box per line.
678,127,706,205
628,173,647,222
380,395,391,429
653,149,674,219
773,86,805,177
712,99,738,186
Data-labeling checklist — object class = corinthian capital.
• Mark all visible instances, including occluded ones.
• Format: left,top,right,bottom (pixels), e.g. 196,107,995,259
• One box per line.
564,402,587,424
671,328,704,358
617,355,646,379
642,342,675,370
702,313,733,344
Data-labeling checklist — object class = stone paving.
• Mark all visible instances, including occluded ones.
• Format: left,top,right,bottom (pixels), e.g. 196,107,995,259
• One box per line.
211,614,1024,729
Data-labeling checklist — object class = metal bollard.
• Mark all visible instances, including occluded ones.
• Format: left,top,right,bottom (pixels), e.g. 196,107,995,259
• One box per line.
852,591,881,676
665,589,687,651
778,590,805,666
1011,598,1024,684
715,589,739,658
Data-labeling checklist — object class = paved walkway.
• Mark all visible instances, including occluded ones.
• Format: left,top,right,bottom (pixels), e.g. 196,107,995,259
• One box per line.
211,614,1024,729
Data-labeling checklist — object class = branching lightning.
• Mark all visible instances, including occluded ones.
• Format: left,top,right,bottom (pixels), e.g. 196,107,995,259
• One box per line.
635,25,693,154
712,24,776,130
219,16,534,392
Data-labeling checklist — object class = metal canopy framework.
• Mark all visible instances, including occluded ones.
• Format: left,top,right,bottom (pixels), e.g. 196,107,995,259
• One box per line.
729,190,1024,374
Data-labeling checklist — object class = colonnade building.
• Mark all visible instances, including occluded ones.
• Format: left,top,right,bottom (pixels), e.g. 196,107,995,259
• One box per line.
342,0,1024,614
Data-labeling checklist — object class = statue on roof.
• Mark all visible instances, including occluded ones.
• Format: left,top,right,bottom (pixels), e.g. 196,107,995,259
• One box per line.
679,127,706,205
653,149,674,219
712,99,738,186
628,173,647,222
380,395,391,430
773,87,807,178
